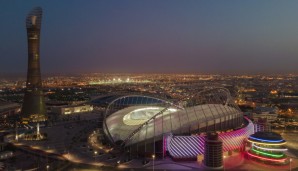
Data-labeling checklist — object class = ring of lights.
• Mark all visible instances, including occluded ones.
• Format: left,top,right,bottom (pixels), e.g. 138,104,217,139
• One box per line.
247,132,288,164
252,144,287,152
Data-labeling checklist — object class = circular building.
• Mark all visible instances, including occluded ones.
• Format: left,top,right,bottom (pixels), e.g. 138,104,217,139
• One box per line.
247,132,288,164
103,88,254,160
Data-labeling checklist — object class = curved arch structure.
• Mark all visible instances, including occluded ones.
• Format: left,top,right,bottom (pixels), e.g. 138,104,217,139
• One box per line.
103,88,244,146
103,95,176,145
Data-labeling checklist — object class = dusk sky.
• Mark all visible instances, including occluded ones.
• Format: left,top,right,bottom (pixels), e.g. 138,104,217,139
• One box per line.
1,0,298,75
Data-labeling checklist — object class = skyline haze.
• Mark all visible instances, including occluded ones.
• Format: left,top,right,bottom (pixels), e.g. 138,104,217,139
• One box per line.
1,0,298,74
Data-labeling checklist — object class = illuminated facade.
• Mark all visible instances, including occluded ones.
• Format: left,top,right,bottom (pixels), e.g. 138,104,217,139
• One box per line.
167,118,254,160
51,104,93,115
103,88,255,160
21,7,46,122
247,132,288,164
0,100,20,118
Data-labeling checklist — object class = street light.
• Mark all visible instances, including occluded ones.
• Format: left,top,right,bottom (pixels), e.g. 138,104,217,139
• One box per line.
152,154,155,171
223,155,226,171
46,165,49,171
94,151,97,163
290,158,292,171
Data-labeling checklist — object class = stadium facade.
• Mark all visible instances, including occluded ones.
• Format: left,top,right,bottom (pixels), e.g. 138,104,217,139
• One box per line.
103,88,255,160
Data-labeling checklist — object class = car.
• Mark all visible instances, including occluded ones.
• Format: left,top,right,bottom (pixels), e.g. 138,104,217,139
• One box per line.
142,160,149,165
107,155,117,160
122,157,132,163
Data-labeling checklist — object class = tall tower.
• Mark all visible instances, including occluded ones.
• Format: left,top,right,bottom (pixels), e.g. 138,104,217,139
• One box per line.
22,7,46,122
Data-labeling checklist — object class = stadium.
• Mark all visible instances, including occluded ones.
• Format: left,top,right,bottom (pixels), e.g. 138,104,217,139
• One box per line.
102,88,254,160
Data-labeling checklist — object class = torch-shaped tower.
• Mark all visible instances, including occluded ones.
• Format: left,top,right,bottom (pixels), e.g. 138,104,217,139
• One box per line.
22,7,46,122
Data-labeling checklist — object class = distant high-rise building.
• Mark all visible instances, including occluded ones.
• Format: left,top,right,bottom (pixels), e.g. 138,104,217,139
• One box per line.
22,7,46,122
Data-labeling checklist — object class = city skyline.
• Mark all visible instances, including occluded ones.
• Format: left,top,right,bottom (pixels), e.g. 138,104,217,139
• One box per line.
1,3,298,170
1,1,298,75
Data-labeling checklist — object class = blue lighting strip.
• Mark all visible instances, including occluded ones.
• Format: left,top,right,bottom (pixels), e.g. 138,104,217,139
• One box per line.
249,136,284,143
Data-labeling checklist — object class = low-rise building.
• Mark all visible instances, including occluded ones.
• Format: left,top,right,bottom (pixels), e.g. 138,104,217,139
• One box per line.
252,106,278,123
0,100,20,118
51,104,93,115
